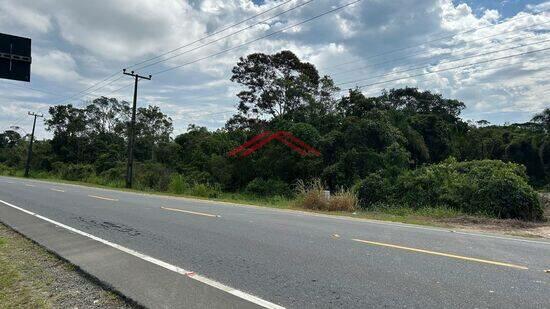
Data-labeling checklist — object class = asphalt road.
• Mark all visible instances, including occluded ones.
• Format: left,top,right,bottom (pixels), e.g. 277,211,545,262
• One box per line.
0,176,549,308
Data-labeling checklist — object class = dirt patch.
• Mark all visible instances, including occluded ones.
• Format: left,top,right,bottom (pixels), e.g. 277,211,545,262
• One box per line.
0,223,138,308
435,193,550,239
437,216,550,238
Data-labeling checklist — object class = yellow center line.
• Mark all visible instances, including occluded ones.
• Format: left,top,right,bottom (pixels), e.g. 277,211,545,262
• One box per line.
88,195,119,202
351,238,528,270
50,188,65,193
160,206,220,218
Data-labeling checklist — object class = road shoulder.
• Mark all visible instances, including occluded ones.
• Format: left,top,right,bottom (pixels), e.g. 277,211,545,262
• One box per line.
0,201,267,309
0,222,136,308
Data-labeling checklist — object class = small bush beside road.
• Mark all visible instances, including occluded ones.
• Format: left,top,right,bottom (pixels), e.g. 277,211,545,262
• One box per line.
394,159,543,221
353,159,543,221
295,179,358,212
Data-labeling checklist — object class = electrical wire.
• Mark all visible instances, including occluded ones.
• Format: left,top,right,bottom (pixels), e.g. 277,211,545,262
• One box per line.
328,20,550,78
152,0,364,75
126,0,297,69
336,37,550,86
346,46,550,91
54,0,306,105
133,0,316,71
321,8,550,70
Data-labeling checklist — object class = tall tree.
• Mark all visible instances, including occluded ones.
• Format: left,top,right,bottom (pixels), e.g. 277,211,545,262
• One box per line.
85,97,130,135
0,130,22,148
230,50,321,123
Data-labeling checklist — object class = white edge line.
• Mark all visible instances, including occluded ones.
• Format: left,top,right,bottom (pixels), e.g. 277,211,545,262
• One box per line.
2,176,549,246
0,199,284,309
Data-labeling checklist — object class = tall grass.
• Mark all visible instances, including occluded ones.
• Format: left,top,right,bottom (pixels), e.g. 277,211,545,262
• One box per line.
329,188,358,211
294,179,358,212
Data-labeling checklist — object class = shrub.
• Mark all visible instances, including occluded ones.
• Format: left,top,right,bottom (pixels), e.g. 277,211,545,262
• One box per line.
53,163,95,181
99,165,126,184
188,183,220,198
133,162,172,191
354,172,390,208
0,163,16,176
245,178,289,197
394,159,543,221
328,188,358,211
168,174,187,194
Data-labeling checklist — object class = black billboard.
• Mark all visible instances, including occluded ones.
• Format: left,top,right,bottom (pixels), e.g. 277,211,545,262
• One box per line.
0,33,31,82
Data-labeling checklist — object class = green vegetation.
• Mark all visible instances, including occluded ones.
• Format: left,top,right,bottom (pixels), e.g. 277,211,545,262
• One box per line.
360,159,542,220
0,50,548,221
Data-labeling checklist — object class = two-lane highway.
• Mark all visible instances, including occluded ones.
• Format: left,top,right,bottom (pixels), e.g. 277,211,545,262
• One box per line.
0,176,549,308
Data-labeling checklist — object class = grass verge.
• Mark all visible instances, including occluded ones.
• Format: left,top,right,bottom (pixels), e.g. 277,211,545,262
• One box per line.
0,223,136,308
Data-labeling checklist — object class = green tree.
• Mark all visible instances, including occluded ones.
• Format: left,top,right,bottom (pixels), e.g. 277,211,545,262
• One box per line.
230,50,321,123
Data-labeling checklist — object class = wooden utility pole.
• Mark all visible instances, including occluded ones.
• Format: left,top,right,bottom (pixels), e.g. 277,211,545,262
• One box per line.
123,69,151,188
24,111,43,177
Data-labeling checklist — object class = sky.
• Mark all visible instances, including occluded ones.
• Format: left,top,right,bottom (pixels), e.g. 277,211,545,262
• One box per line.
0,0,548,139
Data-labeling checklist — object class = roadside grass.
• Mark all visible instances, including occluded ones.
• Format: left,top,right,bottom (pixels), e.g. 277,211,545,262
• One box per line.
0,227,51,308
2,173,549,237
0,223,135,308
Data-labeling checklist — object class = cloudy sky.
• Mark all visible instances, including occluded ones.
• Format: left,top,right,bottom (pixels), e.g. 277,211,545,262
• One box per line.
0,0,549,138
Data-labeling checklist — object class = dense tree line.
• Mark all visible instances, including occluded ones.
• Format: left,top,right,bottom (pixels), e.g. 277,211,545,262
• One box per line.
0,51,548,219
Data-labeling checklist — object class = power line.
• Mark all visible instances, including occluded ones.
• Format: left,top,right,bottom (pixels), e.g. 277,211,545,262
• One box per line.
55,74,124,105
62,0,348,104
321,8,550,71
328,20,550,78
336,37,550,87
133,0,315,71
127,0,296,69
346,59,550,98
54,0,304,107
152,0,364,75
0,81,63,97
345,46,550,91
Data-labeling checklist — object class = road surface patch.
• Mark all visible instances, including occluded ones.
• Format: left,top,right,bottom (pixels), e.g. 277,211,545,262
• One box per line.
87,195,119,202
160,206,220,218
0,198,283,309
352,238,528,270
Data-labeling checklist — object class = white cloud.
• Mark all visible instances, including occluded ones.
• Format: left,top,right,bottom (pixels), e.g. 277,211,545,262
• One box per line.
0,0,52,34
0,0,548,133
33,50,80,82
